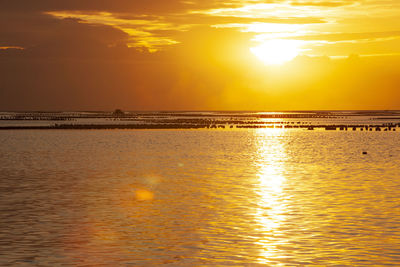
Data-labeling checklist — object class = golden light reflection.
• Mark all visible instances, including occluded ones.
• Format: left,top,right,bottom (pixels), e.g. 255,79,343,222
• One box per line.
253,127,287,264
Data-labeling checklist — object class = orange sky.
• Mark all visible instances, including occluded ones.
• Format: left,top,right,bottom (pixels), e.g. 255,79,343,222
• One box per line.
1,0,400,110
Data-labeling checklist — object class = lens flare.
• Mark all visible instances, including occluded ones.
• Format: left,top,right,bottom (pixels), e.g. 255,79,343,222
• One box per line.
134,189,154,201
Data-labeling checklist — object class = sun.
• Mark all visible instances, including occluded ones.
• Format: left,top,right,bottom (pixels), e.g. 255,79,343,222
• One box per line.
250,39,303,65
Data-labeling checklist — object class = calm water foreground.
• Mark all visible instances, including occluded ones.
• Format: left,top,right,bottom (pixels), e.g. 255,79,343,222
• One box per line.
1,129,400,266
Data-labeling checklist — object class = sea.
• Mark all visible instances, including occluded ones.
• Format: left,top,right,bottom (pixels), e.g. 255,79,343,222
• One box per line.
0,111,400,266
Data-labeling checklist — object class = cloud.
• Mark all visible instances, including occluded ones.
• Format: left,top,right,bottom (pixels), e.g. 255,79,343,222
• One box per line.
0,12,128,49
44,8,326,50
44,11,185,51
285,31,400,57
290,1,359,7
290,31,400,42
0,0,188,14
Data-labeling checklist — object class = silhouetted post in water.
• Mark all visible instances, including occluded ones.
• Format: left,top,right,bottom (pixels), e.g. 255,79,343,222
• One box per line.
325,126,336,130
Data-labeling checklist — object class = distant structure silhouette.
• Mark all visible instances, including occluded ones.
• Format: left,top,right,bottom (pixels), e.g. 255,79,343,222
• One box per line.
113,109,125,117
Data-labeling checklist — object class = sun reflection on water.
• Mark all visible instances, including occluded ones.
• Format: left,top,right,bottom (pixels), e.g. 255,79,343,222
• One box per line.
253,127,288,264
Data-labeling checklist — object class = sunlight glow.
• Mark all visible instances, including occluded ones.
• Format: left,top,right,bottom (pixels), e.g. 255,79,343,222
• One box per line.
251,39,304,65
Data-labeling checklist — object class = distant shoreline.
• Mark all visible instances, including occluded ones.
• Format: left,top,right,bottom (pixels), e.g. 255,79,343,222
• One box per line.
0,123,398,131
1,110,399,131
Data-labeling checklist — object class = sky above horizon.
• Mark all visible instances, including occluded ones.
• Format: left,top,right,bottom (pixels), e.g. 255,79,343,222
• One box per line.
1,0,400,110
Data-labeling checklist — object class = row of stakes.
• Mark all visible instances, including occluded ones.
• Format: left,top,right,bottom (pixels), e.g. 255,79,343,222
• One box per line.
208,124,398,131
308,126,397,131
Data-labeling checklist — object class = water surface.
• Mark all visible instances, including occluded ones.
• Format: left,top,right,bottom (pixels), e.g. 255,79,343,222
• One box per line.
1,129,400,265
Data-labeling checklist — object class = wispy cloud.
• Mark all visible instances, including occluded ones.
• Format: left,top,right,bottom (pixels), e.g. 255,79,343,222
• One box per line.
13,0,400,56
45,11,188,51
0,46,24,50
289,1,359,7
